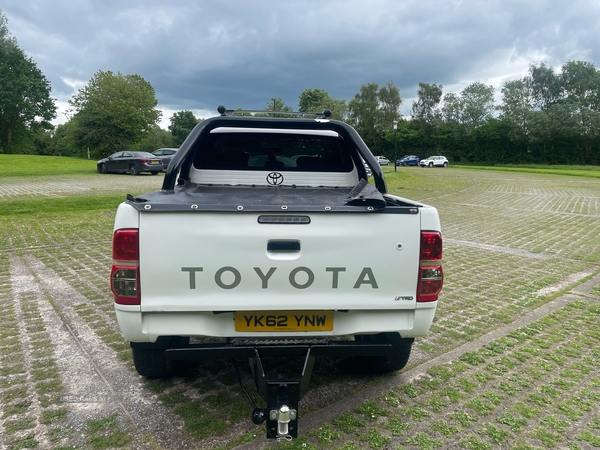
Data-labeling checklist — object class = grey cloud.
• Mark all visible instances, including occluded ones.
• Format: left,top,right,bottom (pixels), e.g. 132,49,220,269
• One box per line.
2,0,599,123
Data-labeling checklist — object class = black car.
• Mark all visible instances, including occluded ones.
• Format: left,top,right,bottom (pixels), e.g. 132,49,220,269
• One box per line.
152,147,179,170
97,151,164,175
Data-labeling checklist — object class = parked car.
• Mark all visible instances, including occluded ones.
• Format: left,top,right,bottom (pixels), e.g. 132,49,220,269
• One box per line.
419,156,449,168
396,155,420,166
97,151,164,175
375,156,390,165
152,147,179,170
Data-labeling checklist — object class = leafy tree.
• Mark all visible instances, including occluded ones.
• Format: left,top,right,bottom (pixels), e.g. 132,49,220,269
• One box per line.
410,83,444,154
412,82,443,124
500,80,532,123
266,97,293,113
497,79,534,157
378,81,402,127
442,82,495,133
0,10,15,43
31,126,54,155
441,92,462,124
459,82,496,131
168,110,198,147
498,60,600,164
68,70,161,158
50,123,76,157
140,125,173,152
298,88,330,112
556,61,600,162
348,83,381,149
347,81,402,153
559,60,600,109
0,11,56,153
469,118,514,163
252,97,294,118
298,88,347,120
526,62,561,111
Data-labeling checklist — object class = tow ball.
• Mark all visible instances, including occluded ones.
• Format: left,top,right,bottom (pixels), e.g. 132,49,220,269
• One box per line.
253,405,297,440
163,339,394,440
249,348,314,440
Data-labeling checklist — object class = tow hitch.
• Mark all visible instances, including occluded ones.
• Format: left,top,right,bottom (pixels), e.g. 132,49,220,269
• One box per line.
165,341,392,439
248,347,315,439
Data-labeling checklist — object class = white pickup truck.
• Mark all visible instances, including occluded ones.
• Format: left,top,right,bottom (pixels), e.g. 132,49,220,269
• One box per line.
111,107,443,439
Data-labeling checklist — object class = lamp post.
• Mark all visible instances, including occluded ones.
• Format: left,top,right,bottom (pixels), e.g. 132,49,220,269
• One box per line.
393,119,398,172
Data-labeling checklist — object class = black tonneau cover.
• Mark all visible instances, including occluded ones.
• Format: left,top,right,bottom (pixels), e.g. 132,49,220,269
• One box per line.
126,178,399,212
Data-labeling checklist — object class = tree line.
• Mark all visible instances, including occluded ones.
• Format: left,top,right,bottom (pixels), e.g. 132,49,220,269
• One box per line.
2,9,600,164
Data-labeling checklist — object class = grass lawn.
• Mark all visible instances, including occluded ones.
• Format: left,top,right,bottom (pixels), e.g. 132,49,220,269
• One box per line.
451,163,600,178
0,154,97,178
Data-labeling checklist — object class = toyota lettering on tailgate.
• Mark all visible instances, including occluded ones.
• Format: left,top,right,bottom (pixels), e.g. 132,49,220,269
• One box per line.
181,266,379,289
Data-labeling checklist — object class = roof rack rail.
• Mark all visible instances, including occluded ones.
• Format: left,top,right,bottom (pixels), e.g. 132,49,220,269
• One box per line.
217,105,332,119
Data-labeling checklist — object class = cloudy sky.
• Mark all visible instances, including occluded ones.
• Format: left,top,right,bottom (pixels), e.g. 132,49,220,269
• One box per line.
3,0,599,128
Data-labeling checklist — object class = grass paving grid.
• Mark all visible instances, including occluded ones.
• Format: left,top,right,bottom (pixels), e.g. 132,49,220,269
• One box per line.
284,295,600,450
0,167,598,449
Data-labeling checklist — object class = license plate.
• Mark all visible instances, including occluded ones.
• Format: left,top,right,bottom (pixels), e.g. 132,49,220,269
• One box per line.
150,160,160,164
235,311,333,332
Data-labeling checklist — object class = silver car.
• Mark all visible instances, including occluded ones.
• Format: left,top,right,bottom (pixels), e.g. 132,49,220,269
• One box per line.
152,148,179,170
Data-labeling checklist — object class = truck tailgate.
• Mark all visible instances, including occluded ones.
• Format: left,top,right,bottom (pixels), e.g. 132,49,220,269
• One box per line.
138,211,420,312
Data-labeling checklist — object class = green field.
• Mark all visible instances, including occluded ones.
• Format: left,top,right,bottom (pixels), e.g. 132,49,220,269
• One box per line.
0,154,97,178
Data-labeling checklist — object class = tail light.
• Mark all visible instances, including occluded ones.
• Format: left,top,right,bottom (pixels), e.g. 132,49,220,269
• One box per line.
139,158,148,163
111,229,140,305
417,231,443,302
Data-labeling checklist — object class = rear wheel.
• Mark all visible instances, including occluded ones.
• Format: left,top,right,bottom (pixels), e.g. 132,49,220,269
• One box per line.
443,162,448,167
131,337,189,378
353,333,414,372
429,162,433,168
129,165,139,175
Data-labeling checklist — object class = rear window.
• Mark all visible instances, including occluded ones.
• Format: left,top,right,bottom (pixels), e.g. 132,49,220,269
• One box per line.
192,132,354,172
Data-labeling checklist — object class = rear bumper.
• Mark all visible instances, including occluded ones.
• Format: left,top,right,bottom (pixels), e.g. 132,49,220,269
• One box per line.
141,164,164,171
114,303,437,343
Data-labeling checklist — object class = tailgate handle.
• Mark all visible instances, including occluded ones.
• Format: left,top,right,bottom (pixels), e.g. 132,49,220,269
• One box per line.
267,240,301,252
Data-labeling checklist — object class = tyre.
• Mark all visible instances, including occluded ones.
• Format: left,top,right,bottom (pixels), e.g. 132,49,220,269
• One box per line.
129,165,139,175
429,162,433,168
353,333,413,372
131,337,189,378
443,162,448,167
100,164,107,174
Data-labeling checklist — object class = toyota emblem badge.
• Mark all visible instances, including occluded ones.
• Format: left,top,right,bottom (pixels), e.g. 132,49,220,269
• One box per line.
266,172,284,185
